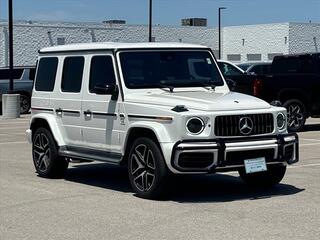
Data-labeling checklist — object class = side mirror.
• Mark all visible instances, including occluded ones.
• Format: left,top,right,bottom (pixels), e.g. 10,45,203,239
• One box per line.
94,84,119,100
226,78,237,91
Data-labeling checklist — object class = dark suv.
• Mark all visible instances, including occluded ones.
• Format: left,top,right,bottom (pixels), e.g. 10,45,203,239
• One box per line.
0,66,35,114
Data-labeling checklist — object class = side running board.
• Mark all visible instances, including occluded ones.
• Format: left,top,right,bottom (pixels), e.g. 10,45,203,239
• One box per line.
58,146,123,165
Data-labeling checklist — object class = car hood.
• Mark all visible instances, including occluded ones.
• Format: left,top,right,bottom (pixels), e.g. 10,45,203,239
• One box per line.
125,90,271,111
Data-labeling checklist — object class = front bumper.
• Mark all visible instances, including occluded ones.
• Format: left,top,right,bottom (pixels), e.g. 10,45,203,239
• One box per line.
171,133,299,173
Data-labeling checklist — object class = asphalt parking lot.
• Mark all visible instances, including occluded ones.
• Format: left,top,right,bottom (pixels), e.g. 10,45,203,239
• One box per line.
0,115,320,240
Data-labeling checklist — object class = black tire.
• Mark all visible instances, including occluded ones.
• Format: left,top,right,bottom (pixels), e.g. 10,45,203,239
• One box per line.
283,99,307,132
239,165,286,187
32,127,68,178
128,137,169,199
20,94,31,114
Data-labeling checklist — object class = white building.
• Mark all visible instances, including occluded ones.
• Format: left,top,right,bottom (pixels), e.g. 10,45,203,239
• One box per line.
0,20,319,67
223,22,320,63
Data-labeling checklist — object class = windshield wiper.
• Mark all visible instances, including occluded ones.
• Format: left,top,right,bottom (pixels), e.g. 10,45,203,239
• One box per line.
158,81,174,92
197,79,217,90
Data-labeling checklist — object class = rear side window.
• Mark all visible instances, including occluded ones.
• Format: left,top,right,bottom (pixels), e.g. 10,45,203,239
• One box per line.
89,56,116,93
61,57,84,93
35,57,58,91
273,58,300,74
0,69,23,80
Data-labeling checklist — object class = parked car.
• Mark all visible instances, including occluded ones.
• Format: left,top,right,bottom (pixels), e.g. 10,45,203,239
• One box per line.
238,62,272,75
217,60,261,94
0,66,35,114
26,42,299,199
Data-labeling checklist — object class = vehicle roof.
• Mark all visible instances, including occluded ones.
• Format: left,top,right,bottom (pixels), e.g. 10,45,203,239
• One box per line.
39,42,209,53
274,52,320,59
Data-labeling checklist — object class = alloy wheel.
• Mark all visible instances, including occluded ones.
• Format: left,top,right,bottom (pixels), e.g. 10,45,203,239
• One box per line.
287,103,304,129
20,95,30,113
130,144,156,192
33,133,51,172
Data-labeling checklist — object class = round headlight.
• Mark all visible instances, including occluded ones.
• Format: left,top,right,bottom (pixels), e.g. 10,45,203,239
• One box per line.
277,113,286,130
186,117,205,135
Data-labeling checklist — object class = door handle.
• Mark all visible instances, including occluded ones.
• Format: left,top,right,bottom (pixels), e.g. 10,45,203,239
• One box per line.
84,110,92,117
56,108,63,115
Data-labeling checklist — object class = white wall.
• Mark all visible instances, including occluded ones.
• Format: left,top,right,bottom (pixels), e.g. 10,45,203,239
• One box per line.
0,21,218,67
0,20,319,67
222,23,290,63
289,23,320,54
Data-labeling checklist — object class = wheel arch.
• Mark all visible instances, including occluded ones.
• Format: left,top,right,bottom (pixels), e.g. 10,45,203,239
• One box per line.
30,114,65,146
122,122,172,165
278,89,310,115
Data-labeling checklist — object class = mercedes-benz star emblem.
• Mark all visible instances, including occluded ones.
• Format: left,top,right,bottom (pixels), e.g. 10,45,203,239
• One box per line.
239,117,253,135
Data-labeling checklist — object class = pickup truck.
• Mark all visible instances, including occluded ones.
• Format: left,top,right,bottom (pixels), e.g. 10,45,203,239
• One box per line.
0,66,35,114
222,53,320,132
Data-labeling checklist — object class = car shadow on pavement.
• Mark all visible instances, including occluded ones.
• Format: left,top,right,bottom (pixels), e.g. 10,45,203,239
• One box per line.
64,163,132,193
64,163,304,202
301,123,320,132
169,174,304,203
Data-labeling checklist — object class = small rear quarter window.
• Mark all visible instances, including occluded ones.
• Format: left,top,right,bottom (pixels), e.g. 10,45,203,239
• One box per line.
35,57,58,91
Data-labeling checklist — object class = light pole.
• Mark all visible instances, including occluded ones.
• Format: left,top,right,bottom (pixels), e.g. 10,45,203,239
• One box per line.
148,0,153,42
8,0,14,93
218,7,226,59
2,0,20,119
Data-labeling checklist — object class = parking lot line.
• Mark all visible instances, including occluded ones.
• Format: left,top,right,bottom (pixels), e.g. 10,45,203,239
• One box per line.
299,138,320,142
300,142,320,146
288,163,320,169
0,133,25,136
0,141,26,145
0,126,27,130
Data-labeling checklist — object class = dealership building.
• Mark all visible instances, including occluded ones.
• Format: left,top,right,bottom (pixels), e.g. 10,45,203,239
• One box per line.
0,20,319,67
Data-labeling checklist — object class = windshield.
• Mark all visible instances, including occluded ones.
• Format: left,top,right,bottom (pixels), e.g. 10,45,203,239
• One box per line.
237,63,251,71
119,51,224,89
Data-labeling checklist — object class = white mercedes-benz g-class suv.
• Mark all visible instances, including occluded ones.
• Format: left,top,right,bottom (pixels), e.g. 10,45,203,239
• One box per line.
26,42,299,199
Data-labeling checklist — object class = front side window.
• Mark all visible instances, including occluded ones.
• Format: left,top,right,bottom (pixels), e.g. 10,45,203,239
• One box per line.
35,57,58,91
119,51,224,89
89,56,116,93
61,56,84,93
218,62,243,76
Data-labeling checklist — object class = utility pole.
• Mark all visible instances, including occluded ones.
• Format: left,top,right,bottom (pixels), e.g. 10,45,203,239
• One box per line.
218,7,226,59
149,0,153,42
8,0,14,93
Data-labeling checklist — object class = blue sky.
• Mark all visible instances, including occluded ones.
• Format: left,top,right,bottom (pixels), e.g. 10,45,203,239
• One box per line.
0,0,319,26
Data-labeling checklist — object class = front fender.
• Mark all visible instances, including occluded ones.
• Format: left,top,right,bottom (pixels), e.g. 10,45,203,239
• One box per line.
127,121,174,143
30,113,66,146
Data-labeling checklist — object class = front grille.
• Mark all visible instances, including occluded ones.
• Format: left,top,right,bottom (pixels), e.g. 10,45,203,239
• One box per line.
215,113,274,137
225,149,275,166
178,152,214,169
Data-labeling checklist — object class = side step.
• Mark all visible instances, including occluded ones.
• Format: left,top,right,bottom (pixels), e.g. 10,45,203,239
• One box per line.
59,146,123,165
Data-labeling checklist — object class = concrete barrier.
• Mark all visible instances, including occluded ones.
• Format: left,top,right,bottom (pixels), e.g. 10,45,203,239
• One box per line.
1,94,20,119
